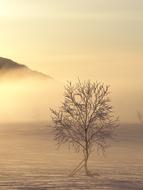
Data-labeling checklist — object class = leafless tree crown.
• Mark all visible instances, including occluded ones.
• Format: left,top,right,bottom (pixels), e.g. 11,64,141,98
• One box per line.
51,80,118,154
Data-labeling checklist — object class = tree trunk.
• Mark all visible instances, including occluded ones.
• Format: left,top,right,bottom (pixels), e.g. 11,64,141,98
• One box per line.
84,158,89,175
84,128,90,176
84,147,91,176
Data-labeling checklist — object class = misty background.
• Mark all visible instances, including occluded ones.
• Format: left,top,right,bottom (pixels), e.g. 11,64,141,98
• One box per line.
0,76,142,123
0,0,143,123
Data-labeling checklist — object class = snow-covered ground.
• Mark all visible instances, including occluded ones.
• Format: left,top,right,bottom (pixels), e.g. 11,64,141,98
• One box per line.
0,123,142,190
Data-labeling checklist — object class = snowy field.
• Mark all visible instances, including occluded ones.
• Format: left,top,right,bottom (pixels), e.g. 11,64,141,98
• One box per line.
0,122,142,190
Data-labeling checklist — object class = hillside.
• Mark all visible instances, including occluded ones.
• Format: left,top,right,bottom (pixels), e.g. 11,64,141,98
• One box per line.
0,57,51,80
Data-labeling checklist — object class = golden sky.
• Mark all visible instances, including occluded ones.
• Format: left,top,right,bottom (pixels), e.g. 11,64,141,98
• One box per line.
0,0,143,122
0,0,142,80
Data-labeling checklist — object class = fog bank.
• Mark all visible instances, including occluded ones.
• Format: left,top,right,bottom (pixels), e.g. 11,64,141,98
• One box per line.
0,78,64,123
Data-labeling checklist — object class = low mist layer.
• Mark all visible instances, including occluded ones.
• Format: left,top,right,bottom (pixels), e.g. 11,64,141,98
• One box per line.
0,56,142,123
0,78,143,123
0,79,63,123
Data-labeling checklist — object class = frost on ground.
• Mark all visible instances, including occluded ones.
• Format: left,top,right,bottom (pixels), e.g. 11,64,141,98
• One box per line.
0,167,142,190
0,123,142,190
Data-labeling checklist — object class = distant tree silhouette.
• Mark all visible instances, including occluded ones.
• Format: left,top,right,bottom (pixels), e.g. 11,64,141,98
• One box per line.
137,111,143,125
50,80,118,176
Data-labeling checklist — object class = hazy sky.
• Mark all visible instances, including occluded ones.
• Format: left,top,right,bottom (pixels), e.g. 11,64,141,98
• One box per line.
0,0,143,122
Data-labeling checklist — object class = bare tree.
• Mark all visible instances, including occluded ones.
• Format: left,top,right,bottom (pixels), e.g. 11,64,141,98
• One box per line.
50,80,118,176
137,111,143,126
137,111,143,125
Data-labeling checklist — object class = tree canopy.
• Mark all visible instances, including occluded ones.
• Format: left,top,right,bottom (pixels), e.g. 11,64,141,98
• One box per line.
51,80,118,176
